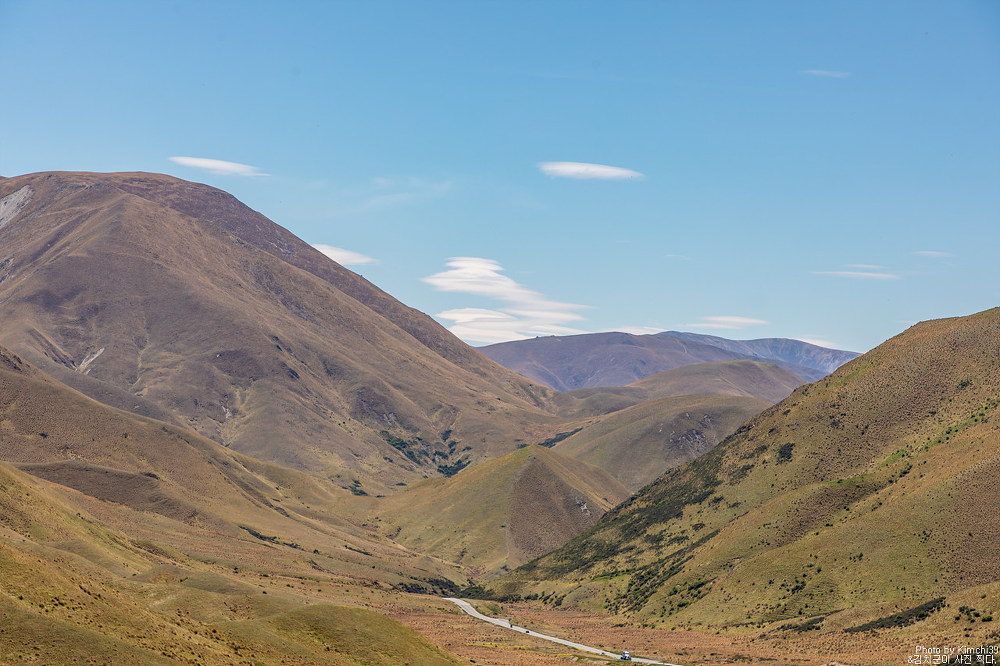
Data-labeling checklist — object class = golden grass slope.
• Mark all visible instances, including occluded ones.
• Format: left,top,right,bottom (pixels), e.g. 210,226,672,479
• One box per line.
551,359,803,418
496,308,1000,644
367,445,630,576
0,342,470,585
553,393,769,491
0,461,461,665
0,346,471,662
627,359,805,404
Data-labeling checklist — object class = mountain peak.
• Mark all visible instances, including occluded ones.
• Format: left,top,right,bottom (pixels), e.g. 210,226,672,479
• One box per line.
0,171,557,490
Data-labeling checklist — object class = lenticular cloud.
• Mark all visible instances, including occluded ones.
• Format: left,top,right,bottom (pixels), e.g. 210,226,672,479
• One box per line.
169,156,268,177
538,161,644,180
422,257,590,343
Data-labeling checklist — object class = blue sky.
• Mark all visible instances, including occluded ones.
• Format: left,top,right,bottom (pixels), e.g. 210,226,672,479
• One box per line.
1,1,998,352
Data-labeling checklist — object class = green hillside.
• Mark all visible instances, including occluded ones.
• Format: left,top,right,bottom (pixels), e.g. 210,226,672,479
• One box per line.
495,308,1000,644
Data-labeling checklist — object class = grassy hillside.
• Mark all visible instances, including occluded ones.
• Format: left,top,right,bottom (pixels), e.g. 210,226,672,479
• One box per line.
0,344,474,662
0,460,463,665
3,341,479,578
627,359,805,404
495,308,1000,643
0,172,560,492
551,360,803,418
367,445,630,575
553,393,769,491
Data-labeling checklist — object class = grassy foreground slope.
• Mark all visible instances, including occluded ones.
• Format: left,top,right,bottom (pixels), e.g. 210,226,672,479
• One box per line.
0,461,461,665
496,308,1000,637
0,344,461,588
0,344,468,662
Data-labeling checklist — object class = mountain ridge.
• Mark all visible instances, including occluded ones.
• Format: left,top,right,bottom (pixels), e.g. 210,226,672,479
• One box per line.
0,171,561,490
493,307,1000,636
479,330,860,390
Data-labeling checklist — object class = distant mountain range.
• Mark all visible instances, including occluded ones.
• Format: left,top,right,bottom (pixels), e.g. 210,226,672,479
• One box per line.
479,331,861,390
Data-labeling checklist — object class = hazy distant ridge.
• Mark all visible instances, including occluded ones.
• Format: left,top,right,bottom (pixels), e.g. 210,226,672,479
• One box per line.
480,331,860,390
657,331,860,375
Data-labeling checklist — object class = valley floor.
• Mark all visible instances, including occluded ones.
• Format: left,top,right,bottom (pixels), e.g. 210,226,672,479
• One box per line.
385,595,994,666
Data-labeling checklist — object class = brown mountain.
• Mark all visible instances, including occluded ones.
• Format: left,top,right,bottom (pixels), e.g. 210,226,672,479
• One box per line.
657,331,861,376
0,171,559,491
479,331,860,390
627,359,805,404
552,393,770,491
364,445,630,575
496,308,1000,642
551,359,805,418
478,331,750,390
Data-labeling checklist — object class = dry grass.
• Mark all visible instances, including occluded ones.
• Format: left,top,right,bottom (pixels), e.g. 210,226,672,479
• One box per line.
553,393,769,491
500,308,1000,653
0,171,565,494
368,445,630,575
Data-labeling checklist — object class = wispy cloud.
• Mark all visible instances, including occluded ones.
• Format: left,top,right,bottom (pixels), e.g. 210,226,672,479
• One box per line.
913,250,955,258
610,326,666,335
169,156,268,177
312,244,376,266
814,271,900,280
422,257,589,344
679,316,768,330
847,264,884,270
801,69,851,78
538,162,644,180
794,337,841,349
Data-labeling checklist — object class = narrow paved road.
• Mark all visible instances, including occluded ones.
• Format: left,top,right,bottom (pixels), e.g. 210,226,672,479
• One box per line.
444,597,682,665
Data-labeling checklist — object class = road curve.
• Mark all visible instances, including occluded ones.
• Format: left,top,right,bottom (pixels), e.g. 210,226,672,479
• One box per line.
443,597,682,665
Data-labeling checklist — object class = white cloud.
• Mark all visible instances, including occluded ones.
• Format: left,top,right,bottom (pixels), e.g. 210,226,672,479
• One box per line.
609,326,666,335
913,250,955,258
423,257,589,344
794,337,840,349
538,162,644,180
312,244,376,266
847,264,884,270
169,156,268,177
680,316,768,330
814,271,900,280
801,70,851,78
